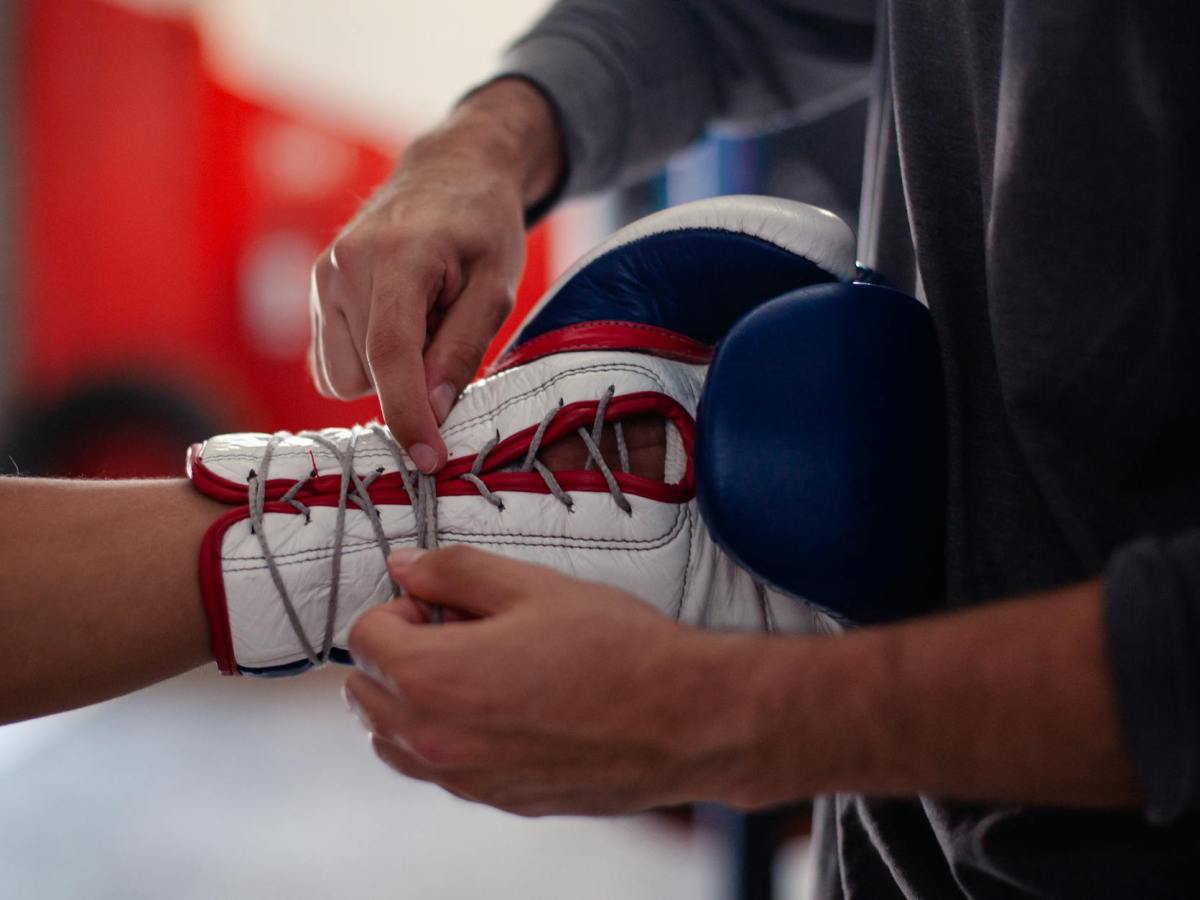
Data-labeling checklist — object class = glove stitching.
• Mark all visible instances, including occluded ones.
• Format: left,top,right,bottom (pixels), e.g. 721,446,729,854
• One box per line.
242,388,653,663
445,362,668,436
225,502,684,573
204,363,667,471
438,505,685,551
674,505,696,622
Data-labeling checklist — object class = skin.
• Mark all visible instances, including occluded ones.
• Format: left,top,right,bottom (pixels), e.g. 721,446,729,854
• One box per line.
0,478,218,724
0,421,655,723
345,553,1141,816
316,85,1141,813
308,79,564,474
0,78,1145,825
0,467,1141,813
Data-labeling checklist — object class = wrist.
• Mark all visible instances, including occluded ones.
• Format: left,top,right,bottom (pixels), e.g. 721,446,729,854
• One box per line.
706,629,894,809
665,630,829,809
431,77,564,211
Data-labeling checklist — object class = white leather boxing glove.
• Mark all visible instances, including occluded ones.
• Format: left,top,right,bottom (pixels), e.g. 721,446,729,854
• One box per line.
189,196,854,675
190,339,836,675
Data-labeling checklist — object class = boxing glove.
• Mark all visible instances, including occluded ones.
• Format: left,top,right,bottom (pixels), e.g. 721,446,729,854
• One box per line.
189,196,851,675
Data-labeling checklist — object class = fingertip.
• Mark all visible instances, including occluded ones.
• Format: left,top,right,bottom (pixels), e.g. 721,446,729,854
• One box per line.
389,547,427,568
380,396,447,473
408,442,441,475
388,548,427,588
346,602,404,668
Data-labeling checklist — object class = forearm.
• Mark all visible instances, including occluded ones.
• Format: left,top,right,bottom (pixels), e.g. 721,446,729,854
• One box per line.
0,478,220,724
735,580,1140,809
496,0,877,196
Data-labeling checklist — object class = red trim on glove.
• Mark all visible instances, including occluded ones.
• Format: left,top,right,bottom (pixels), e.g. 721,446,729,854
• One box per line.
198,506,245,676
489,321,714,374
189,393,695,505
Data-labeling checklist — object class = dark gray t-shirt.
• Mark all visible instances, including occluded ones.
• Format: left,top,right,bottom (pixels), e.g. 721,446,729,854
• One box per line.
497,1,1200,896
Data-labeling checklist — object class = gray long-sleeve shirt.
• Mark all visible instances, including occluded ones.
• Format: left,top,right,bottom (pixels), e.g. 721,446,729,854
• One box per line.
495,1,1200,896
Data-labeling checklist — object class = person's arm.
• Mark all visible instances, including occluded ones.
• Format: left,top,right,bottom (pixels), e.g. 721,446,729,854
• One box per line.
310,1,878,474
0,478,220,725
498,0,878,197
344,548,1141,816
746,578,1139,808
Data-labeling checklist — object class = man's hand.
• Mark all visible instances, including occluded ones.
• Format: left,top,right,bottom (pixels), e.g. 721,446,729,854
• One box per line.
344,546,765,816
346,550,1144,816
310,79,564,473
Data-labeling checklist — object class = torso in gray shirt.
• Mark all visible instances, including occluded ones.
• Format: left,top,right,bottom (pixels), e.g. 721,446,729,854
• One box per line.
501,1,1200,896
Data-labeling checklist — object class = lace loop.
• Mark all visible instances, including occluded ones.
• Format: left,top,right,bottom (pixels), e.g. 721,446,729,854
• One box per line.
248,390,635,665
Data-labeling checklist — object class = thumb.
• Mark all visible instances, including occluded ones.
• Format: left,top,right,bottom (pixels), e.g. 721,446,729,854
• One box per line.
387,546,562,618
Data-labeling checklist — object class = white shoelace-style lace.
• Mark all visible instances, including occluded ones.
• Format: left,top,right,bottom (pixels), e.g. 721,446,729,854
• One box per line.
245,386,633,666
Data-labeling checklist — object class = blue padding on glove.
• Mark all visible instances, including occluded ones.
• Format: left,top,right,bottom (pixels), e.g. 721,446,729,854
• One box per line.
696,282,945,625
515,229,840,348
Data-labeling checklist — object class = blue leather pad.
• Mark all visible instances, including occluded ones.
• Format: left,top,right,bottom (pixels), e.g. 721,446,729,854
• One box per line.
514,229,839,348
696,283,945,625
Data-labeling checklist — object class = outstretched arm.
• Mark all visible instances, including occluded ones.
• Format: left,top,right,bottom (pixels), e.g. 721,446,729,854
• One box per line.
0,478,220,725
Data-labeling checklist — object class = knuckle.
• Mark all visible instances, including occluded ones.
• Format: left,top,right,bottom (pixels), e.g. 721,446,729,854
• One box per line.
345,607,385,660
383,655,450,710
365,327,412,366
382,657,422,697
329,235,363,271
491,286,516,316
436,335,485,377
311,251,334,293
484,288,516,333
406,729,461,768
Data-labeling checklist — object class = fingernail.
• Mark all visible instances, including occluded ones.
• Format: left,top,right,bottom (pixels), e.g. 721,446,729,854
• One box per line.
389,547,426,569
430,382,457,424
409,442,438,474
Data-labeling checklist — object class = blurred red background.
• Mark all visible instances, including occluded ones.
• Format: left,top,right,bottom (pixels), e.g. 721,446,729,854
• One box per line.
12,0,550,477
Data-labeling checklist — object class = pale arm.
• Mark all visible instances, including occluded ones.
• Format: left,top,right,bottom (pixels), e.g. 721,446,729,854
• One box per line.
0,478,221,725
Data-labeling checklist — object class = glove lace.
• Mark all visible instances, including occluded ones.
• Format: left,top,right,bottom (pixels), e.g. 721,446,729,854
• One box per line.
244,386,633,667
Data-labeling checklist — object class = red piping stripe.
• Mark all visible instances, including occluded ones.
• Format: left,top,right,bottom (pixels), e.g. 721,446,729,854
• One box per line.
189,393,695,504
489,321,713,374
199,506,246,676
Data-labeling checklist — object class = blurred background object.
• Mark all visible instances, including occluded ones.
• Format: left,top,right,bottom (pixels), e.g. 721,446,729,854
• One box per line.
3,0,556,477
0,1,868,896
0,0,17,447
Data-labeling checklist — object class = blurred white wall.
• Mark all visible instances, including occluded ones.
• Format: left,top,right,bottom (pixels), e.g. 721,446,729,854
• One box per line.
197,0,614,275
107,0,615,312
114,0,550,141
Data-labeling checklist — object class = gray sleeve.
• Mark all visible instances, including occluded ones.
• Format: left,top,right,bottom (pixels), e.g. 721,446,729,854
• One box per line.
494,0,877,199
1104,532,1200,824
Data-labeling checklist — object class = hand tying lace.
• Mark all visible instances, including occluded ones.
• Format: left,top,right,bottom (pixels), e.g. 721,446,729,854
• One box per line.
244,386,636,666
